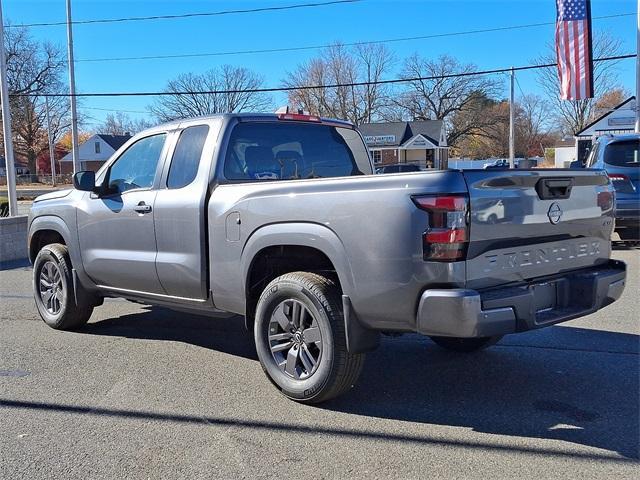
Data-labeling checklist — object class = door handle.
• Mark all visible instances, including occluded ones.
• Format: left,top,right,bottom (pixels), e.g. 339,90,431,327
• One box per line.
134,202,152,213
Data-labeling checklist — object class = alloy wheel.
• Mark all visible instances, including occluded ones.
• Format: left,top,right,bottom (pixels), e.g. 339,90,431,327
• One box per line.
268,299,323,380
39,261,64,315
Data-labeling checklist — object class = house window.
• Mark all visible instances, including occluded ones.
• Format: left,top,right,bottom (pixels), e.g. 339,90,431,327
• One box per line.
94,142,101,154
371,150,382,164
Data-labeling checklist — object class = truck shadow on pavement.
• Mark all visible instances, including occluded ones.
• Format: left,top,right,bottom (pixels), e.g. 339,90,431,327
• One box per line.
81,306,639,460
326,326,640,460
82,305,258,361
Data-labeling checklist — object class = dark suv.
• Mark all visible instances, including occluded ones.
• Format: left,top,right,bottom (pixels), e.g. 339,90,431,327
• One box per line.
585,134,640,243
375,163,422,174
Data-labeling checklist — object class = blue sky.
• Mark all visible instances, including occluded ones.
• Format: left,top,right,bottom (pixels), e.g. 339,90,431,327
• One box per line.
3,0,636,129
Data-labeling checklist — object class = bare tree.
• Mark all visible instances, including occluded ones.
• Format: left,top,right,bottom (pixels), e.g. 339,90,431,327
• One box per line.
535,31,623,135
452,94,554,159
516,94,553,157
0,25,68,173
97,112,152,136
149,65,272,122
284,43,394,125
395,54,500,144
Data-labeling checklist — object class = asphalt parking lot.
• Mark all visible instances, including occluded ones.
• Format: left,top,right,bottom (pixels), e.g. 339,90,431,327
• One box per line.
1,248,638,479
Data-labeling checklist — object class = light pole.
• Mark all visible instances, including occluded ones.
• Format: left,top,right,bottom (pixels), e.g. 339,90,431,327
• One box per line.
45,96,56,187
509,67,515,168
635,0,639,133
0,0,18,216
66,0,81,173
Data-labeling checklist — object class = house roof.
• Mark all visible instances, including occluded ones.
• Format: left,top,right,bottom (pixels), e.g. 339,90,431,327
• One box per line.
358,120,444,147
553,138,576,148
575,96,635,137
405,120,443,146
96,134,131,150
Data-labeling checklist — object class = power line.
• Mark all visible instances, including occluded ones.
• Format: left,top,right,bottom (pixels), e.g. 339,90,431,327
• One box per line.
82,106,148,114
74,12,635,64
4,0,362,28
12,54,635,98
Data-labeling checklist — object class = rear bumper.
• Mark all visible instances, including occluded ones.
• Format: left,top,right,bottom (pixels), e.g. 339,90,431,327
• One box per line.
614,199,639,233
416,260,626,338
614,215,640,239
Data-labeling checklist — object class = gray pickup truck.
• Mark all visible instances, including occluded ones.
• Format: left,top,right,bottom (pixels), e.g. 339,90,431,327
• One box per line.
28,112,626,403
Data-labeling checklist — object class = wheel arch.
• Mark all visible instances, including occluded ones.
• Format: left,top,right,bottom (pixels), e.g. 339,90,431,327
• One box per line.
29,216,73,263
241,223,356,325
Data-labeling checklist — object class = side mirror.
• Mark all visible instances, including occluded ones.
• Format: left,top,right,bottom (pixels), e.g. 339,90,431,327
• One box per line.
73,170,96,192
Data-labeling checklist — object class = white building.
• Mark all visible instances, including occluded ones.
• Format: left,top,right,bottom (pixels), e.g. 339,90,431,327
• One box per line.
574,96,636,163
552,138,576,168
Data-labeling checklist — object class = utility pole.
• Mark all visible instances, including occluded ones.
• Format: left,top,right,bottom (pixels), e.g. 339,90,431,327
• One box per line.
635,0,639,133
66,0,80,174
0,0,18,216
44,96,56,187
508,67,515,168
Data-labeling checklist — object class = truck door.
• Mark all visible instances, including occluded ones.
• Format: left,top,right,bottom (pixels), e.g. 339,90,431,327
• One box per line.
153,123,214,300
77,133,168,294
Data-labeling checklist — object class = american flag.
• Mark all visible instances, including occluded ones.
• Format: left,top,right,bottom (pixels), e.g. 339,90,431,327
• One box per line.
555,0,594,100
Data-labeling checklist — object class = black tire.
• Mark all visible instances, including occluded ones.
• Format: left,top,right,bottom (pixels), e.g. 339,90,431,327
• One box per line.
33,243,94,330
254,272,365,404
487,214,498,224
430,335,503,353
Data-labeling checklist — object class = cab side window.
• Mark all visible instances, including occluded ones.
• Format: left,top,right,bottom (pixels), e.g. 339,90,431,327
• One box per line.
167,125,209,189
108,134,166,194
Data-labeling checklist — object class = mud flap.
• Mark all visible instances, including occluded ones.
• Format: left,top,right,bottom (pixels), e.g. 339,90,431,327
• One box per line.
342,295,380,354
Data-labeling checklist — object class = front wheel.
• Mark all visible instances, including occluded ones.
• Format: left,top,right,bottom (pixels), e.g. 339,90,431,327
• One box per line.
430,335,503,352
254,272,365,404
33,243,94,330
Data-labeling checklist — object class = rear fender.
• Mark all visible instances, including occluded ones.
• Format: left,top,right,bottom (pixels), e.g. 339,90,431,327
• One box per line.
241,223,379,353
241,222,355,298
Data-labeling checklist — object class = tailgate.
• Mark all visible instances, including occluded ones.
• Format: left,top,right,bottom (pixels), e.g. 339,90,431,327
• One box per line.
462,169,614,289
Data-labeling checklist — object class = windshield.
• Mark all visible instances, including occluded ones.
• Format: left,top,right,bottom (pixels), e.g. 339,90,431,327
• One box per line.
224,121,371,181
604,140,640,168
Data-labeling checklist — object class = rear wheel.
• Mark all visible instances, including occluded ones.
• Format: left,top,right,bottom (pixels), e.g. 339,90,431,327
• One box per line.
254,272,365,404
430,335,503,353
33,243,94,330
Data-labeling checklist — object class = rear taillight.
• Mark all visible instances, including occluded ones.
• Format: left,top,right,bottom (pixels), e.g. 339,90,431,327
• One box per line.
413,195,469,261
608,173,629,183
597,189,614,211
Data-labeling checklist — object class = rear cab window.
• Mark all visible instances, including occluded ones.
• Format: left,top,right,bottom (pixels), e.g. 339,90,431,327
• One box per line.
223,121,371,181
604,139,640,168
167,125,210,189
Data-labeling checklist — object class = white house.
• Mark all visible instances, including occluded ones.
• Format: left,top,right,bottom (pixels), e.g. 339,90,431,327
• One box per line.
574,96,636,163
60,134,131,173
